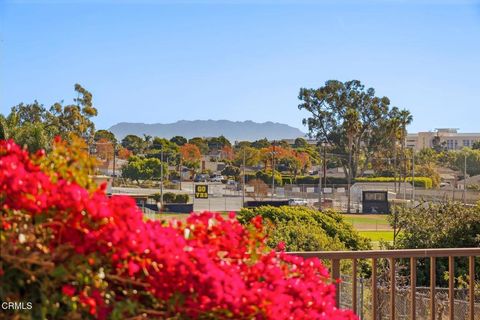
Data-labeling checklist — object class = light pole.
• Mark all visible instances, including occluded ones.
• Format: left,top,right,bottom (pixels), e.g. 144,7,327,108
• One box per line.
242,147,246,207
112,141,117,187
160,149,164,207
464,153,467,205
411,151,415,202
271,141,276,201
318,145,322,210
179,154,182,190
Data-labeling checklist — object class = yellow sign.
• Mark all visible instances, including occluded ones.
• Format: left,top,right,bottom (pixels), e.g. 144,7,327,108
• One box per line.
195,184,209,199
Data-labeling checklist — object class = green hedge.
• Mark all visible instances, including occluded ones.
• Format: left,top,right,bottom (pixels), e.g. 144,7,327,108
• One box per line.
355,177,433,189
150,192,190,203
281,176,348,185
253,170,283,186
237,206,371,251
281,176,293,185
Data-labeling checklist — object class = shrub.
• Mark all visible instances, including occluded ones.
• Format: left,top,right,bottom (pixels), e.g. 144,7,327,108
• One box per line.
296,175,318,184
150,192,189,203
389,202,480,287
221,165,240,178
0,139,355,319
162,192,177,203
355,176,433,189
238,206,371,251
293,176,349,185
255,170,282,186
281,175,293,185
174,193,190,203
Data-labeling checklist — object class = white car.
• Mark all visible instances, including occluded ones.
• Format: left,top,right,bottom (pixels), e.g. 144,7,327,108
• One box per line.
288,198,308,206
210,175,225,182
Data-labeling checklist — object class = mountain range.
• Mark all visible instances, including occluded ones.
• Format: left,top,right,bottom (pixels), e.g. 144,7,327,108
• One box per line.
108,120,306,141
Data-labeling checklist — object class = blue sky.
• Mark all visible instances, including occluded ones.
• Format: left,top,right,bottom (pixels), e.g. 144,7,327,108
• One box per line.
1,0,479,133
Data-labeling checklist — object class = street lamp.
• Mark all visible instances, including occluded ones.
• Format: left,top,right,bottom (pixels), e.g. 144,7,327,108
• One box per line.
271,141,276,201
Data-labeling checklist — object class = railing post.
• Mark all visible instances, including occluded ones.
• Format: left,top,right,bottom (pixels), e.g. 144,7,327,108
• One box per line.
331,259,340,307
430,257,436,320
448,256,455,320
352,258,358,314
469,256,475,320
410,257,416,320
372,258,377,320
390,257,396,320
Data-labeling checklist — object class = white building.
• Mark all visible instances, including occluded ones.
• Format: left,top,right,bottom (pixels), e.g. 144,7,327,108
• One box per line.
406,129,480,151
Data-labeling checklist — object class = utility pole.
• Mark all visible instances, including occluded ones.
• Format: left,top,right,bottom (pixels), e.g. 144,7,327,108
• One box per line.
112,141,117,187
411,151,415,202
347,149,352,214
271,141,276,201
323,144,327,196
318,145,322,210
464,153,467,205
166,154,170,182
179,154,182,190
403,154,407,201
242,147,246,207
160,149,164,207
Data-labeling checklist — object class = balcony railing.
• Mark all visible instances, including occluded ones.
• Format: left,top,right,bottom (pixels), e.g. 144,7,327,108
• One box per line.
289,248,480,319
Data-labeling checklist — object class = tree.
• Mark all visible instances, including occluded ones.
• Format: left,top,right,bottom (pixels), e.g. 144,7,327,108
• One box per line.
121,135,145,154
298,80,407,180
95,138,114,161
453,148,480,177
188,137,209,154
48,84,98,143
207,136,231,152
180,143,202,173
12,122,49,153
94,129,117,144
251,138,270,149
121,156,166,185
387,107,413,192
221,165,241,179
117,147,132,160
388,202,480,286
151,137,178,152
246,179,269,200
473,141,480,150
1,85,98,152
259,145,290,170
220,145,234,161
293,137,308,149
235,141,251,149
0,109,50,152
279,155,302,181
233,146,260,167
170,135,187,146
277,140,290,149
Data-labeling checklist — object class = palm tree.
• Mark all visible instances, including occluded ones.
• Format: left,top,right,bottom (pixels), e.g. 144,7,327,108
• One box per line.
344,108,361,213
399,109,413,196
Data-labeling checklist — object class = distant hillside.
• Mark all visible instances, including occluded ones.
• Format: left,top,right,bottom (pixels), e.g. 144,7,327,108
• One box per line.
109,120,305,141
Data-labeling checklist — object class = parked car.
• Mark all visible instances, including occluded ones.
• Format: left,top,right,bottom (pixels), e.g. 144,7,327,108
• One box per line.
194,174,209,182
210,175,225,182
288,198,308,206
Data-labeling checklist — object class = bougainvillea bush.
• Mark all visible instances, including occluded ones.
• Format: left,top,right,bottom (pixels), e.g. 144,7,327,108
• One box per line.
0,139,356,319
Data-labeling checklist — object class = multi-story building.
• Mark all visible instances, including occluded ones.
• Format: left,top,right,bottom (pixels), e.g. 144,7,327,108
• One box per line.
406,128,480,151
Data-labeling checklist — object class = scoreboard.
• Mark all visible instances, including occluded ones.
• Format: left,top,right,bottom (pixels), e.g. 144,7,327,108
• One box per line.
195,184,209,199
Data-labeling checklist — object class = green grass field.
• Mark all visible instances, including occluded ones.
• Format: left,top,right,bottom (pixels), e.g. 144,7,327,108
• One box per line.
341,214,391,231
358,230,394,242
